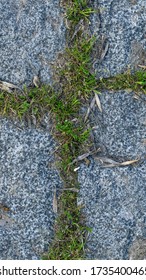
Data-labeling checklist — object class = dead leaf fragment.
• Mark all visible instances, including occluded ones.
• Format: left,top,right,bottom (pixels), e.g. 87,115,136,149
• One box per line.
95,156,140,167
65,18,71,29
71,19,84,40
0,81,19,93
100,41,109,61
94,91,102,112
84,96,95,122
95,157,119,165
71,148,100,165
74,167,80,172
119,159,140,166
71,152,91,164
33,76,40,88
133,94,140,100
138,65,146,70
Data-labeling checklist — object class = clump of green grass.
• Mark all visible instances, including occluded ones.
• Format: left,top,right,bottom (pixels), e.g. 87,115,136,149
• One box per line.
66,0,95,25
0,85,52,120
97,70,146,94
58,36,97,100
43,191,90,260
44,1,97,259
50,35,98,179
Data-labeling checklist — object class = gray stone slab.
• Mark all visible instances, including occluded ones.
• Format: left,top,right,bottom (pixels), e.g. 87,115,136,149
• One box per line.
0,117,62,259
1,0,145,85
91,0,146,77
0,0,66,86
78,91,146,259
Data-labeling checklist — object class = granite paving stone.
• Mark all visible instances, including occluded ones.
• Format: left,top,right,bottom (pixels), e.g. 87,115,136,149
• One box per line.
0,0,66,86
91,0,146,77
78,91,146,259
0,118,62,259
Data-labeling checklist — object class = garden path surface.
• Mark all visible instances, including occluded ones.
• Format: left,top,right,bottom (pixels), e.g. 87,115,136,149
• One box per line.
0,0,146,259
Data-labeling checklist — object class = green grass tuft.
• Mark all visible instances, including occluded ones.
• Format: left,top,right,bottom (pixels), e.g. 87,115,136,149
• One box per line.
97,70,146,94
0,85,53,120
59,36,97,99
43,191,90,260
66,0,95,25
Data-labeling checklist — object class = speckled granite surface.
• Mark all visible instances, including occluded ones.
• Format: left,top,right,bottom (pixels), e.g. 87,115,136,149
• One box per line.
78,91,146,259
0,118,62,259
91,0,146,77
0,0,66,86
